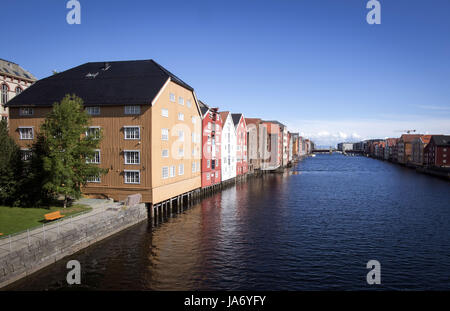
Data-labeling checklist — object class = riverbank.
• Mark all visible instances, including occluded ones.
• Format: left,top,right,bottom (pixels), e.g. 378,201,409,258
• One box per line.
0,200,147,289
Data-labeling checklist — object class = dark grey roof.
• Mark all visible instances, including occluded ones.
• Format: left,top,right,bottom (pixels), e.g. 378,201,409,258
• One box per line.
231,113,243,126
6,59,193,107
431,135,450,146
198,100,209,116
0,59,37,81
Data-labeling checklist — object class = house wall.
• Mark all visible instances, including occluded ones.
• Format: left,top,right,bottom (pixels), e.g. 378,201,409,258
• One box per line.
201,109,222,188
235,116,248,175
1,74,35,121
150,80,201,204
221,114,237,181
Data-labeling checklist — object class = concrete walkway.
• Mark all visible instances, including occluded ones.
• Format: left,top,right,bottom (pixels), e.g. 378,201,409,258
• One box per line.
0,199,123,258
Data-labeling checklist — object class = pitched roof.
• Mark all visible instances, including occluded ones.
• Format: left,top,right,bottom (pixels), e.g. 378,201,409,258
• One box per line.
231,113,243,127
262,120,286,128
431,135,450,146
0,59,37,81
6,59,193,107
198,100,209,116
219,111,230,122
399,134,423,143
419,135,433,145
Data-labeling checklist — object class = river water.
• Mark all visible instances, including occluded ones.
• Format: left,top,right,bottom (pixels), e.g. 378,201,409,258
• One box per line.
7,154,450,290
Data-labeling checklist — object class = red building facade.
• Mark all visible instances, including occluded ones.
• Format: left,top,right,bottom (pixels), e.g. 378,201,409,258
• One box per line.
200,102,222,187
424,135,450,167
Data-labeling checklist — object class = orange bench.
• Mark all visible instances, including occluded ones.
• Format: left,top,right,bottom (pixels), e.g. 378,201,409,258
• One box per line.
44,211,65,221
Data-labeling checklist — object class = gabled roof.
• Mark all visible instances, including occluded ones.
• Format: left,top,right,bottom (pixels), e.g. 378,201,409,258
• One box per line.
6,59,193,107
419,135,433,145
231,113,243,127
430,135,450,146
0,59,37,81
399,134,423,143
219,111,230,122
198,100,209,117
262,120,286,128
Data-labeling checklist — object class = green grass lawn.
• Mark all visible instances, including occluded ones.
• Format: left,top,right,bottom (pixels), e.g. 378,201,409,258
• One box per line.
0,204,92,236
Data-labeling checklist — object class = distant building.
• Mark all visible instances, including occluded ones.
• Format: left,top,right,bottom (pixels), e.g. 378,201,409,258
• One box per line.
220,111,237,182
0,59,37,121
397,134,423,164
337,142,353,151
199,101,222,188
245,118,268,172
424,135,450,167
261,120,282,170
384,138,399,161
232,113,248,176
411,135,433,166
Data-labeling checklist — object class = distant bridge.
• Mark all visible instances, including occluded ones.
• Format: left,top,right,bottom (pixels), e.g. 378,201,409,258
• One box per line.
313,148,336,153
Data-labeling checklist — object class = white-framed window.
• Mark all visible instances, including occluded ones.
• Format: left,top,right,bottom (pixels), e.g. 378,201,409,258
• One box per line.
125,105,140,115
178,130,184,141
86,149,101,164
179,164,184,175
178,97,184,105
161,108,169,117
124,150,140,164
192,162,196,173
162,149,169,158
162,166,169,179
170,93,176,102
1,84,8,104
124,170,140,184
178,148,184,157
444,159,447,164
191,116,196,124
21,149,32,161
16,87,23,95
19,107,34,116
170,166,176,177
86,127,101,139
161,128,169,140
444,148,448,152
215,171,218,178
207,159,210,168
85,106,100,115
178,113,184,121
87,175,101,183
19,127,33,140
206,173,210,180
124,126,140,140
208,122,211,130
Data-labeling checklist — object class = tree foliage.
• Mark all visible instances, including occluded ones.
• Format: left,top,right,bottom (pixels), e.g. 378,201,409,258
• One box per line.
0,120,23,206
38,94,107,207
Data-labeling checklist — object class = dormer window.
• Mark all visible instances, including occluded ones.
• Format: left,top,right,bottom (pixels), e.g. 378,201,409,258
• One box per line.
19,107,34,116
124,105,140,115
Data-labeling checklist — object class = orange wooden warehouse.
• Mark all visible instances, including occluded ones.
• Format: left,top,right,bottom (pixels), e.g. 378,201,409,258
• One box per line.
6,60,203,204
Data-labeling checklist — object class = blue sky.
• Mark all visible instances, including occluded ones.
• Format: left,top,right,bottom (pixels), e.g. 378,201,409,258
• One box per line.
3,0,450,146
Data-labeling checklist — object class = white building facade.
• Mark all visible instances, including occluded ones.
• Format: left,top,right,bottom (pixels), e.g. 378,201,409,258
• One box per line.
0,59,36,121
220,111,237,181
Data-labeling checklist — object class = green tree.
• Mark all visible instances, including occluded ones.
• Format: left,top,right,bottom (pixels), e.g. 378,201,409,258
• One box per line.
0,120,23,205
38,94,107,208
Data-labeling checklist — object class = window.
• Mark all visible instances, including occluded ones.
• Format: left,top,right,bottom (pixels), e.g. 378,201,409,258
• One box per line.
125,105,140,115
191,116,196,124
178,164,184,175
187,100,192,108
87,127,101,139
162,149,169,157
85,106,100,115
86,150,101,164
21,149,32,161
178,130,184,141
208,122,211,130
207,159,210,168
124,170,140,184
124,150,140,164
162,166,169,179
444,148,448,152
170,93,176,102
178,113,184,121
170,166,176,177
124,126,140,140
215,171,218,178
19,107,34,116
1,84,8,104
16,87,22,95
161,128,169,140
192,162,196,172
178,148,184,157
161,108,169,117
87,175,101,183
211,160,215,169
206,173,210,180
19,127,33,140
178,97,184,105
